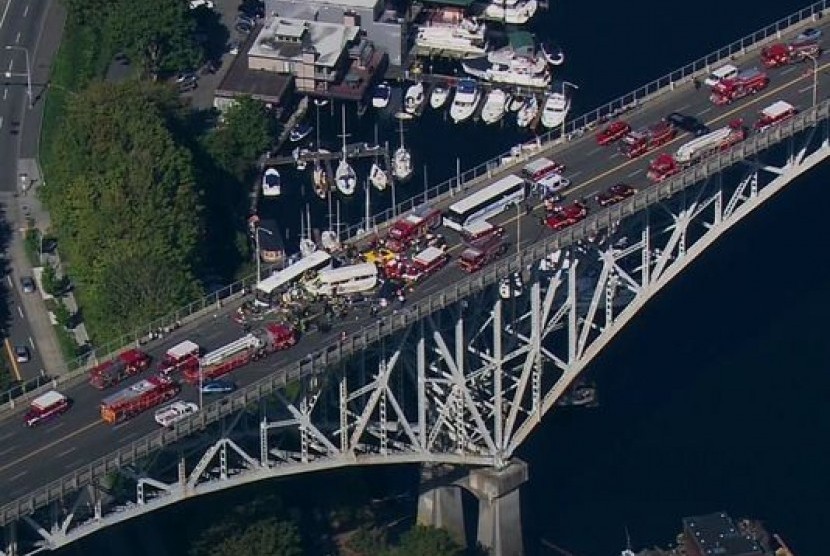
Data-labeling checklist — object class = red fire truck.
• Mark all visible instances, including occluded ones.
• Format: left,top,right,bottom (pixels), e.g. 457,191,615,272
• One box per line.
385,205,442,252
595,120,631,146
459,236,507,273
100,375,181,424
646,153,681,182
709,68,769,105
761,40,821,68
24,390,71,427
89,348,152,390
619,121,676,158
159,340,200,375
754,100,797,132
182,323,296,385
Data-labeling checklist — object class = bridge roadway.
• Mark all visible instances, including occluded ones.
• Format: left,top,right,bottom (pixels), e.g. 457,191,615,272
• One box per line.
1,19,828,507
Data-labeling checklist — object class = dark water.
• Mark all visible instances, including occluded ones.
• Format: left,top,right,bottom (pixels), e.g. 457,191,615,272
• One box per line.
58,0,830,554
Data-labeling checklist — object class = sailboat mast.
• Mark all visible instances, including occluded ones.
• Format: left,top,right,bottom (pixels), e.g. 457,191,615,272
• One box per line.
365,178,371,231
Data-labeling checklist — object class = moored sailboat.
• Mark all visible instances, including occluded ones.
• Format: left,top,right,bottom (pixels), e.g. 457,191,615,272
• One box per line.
392,117,413,181
516,95,538,128
404,82,426,115
369,162,389,191
430,83,452,109
335,105,356,195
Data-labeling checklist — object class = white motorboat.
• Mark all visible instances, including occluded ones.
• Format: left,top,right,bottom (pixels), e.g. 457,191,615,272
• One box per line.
289,122,313,143
508,94,525,112
393,147,413,181
449,78,481,124
404,82,426,115
311,156,329,200
335,106,356,195
481,89,508,124
415,8,488,56
371,83,391,108
516,95,538,128
262,168,281,197
293,147,310,170
430,84,452,109
463,55,550,88
541,91,571,129
541,42,565,66
483,0,538,24
487,34,548,75
393,117,413,181
369,162,389,191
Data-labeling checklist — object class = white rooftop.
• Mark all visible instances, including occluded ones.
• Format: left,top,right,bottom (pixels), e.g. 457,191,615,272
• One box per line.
275,0,380,11
250,17,360,68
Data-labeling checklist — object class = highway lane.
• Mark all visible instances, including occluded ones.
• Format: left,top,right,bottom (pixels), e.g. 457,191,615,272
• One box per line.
0,0,53,382
1,19,829,504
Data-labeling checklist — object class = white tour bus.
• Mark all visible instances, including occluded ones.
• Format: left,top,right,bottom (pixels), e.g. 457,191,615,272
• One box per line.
304,262,379,297
255,250,331,303
444,174,526,231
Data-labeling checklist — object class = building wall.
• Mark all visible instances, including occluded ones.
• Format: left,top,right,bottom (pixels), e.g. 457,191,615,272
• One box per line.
269,0,407,66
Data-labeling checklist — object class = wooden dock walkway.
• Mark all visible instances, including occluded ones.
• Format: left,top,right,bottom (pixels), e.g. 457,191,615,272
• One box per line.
264,142,391,167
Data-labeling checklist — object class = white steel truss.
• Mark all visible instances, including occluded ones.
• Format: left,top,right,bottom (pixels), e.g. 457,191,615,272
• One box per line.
2,129,829,556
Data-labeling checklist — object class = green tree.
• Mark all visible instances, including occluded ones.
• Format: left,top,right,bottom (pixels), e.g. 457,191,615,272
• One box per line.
53,300,73,330
347,525,389,555
205,97,274,180
109,0,202,77
63,0,114,25
386,526,464,556
41,263,59,296
44,80,203,342
192,517,303,556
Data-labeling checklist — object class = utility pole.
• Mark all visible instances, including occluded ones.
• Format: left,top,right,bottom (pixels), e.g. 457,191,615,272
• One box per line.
5,45,32,108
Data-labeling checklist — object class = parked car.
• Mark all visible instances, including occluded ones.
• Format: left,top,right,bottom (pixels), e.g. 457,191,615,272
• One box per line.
235,19,254,33
795,28,822,44
666,112,709,136
15,345,30,363
201,380,237,394
20,276,36,293
189,0,214,9
596,183,637,207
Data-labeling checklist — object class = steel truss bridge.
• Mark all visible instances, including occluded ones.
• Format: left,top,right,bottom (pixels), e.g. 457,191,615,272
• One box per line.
1,97,828,556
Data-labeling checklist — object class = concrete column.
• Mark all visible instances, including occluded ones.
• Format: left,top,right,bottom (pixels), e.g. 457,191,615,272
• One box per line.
416,486,466,546
3,521,18,556
468,458,529,556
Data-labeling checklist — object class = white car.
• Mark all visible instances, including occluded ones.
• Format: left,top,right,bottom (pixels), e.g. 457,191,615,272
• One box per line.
189,0,214,9
154,401,199,427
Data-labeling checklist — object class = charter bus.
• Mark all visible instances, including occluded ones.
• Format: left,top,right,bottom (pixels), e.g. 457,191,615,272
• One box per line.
255,250,331,304
303,262,379,297
443,174,526,231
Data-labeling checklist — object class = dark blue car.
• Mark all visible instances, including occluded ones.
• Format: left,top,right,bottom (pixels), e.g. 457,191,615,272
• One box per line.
200,380,237,394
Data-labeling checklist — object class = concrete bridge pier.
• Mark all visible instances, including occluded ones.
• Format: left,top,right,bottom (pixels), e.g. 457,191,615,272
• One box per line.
466,458,529,556
2,521,18,556
416,465,466,547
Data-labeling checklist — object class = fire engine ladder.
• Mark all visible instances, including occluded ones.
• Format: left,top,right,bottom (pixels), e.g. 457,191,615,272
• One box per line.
201,334,260,366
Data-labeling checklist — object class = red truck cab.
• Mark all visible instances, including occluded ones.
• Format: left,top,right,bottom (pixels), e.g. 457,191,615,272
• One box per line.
545,202,588,231
409,246,450,281
24,390,71,427
385,206,442,252
459,237,507,273
159,340,200,375
460,220,506,248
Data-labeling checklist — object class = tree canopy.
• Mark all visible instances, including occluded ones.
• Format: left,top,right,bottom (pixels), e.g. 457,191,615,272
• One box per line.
386,525,465,556
43,80,203,342
202,517,303,556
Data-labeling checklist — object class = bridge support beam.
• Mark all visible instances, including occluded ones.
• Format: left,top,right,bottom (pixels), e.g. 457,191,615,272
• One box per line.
416,466,466,547
466,458,528,556
1,522,17,556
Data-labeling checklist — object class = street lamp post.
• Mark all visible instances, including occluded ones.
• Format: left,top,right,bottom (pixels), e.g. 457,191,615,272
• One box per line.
5,46,32,109
198,361,203,410
808,54,819,106
559,81,580,139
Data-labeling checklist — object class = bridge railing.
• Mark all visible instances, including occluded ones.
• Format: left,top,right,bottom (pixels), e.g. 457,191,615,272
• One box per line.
3,99,827,528
338,0,829,243
0,1,824,417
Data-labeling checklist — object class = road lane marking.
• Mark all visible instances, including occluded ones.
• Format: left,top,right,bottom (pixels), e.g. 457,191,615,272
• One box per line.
569,171,583,179
0,419,102,475
22,3,27,17
0,445,16,456
782,66,798,75
627,169,643,178
0,430,15,441
0,116,3,129
4,338,22,381
17,305,23,318
0,0,11,29
697,107,712,116
6,58,12,72
799,85,813,93
28,336,34,349
57,446,77,458
15,30,20,43
7,471,27,482
5,275,10,287
586,147,601,156
2,87,6,100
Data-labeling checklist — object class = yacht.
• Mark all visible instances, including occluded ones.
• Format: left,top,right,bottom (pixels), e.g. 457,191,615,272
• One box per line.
483,0,538,24
508,94,525,112
449,78,481,124
289,122,313,143
516,95,538,128
463,54,550,87
312,155,329,200
369,162,389,191
415,8,488,56
541,90,570,129
430,83,452,109
393,116,413,181
486,33,549,75
404,82,426,115
335,106,356,195
481,89,508,124
541,42,565,66
262,168,281,197
371,83,391,109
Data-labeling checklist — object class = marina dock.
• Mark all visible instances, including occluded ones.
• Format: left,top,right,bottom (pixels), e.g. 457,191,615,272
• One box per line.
263,141,392,168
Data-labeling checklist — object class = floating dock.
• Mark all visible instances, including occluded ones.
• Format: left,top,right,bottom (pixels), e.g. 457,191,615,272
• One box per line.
263,142,392,168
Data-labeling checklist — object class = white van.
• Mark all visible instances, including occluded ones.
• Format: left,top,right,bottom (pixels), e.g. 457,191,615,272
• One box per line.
704,64,739,87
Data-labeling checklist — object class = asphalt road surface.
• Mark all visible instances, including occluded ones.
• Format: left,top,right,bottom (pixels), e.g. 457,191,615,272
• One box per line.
0,0,58,381
1,18,828,505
